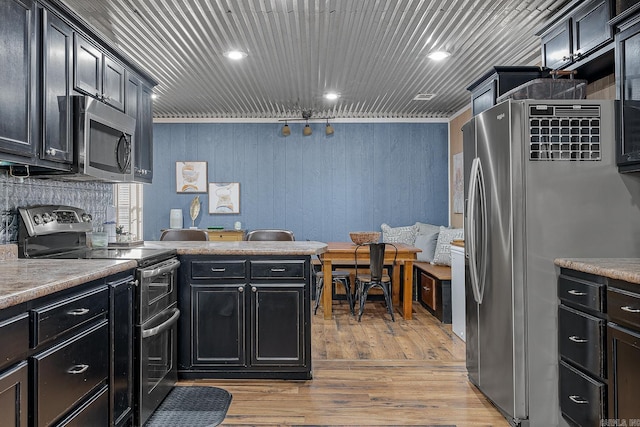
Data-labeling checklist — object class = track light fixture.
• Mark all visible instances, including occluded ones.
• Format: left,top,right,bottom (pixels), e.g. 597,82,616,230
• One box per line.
281,122,291,136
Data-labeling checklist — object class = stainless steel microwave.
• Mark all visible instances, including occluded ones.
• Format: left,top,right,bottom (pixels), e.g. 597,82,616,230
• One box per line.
74,96,136,182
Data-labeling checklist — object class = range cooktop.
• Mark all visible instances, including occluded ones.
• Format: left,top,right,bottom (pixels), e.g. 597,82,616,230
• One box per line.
40,247,177,267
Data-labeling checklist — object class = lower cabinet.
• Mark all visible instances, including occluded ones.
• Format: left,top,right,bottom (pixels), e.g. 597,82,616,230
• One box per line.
607,282,640,421
179,255,312,379
0,269,135,427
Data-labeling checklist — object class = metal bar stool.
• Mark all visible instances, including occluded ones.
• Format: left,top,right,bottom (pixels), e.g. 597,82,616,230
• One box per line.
313,270,354,315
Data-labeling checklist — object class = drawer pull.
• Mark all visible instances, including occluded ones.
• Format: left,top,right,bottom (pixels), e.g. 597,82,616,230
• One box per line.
67,308,90,316
270,268,286,272
621,306,640,314
211,268,226,272
568,290,587,296
67,364,89,375
568,395,588,404
569,335,588,343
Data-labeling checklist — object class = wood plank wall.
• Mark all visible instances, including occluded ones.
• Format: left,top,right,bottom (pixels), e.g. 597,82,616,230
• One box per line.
145,122,449,241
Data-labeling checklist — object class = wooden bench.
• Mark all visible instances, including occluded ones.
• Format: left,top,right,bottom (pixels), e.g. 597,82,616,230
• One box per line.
414,262,452,324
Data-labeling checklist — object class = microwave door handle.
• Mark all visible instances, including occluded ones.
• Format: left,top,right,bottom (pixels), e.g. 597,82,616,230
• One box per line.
115,133,131,172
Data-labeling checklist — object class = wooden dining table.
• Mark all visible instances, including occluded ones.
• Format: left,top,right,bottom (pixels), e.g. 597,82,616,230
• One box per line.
319,242,421,320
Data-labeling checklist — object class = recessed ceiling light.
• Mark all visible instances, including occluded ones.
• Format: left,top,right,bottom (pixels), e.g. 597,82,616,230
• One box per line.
427,51,451,61
413,93,436,101
324,92,340,100
151,93,158,100
223,50,247,60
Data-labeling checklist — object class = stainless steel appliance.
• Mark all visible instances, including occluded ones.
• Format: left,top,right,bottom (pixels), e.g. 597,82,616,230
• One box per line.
17,205,179,426
34,96,136,182
463,99,640,426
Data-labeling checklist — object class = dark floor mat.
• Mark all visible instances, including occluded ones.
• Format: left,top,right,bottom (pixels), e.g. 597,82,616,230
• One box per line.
145,386,232,427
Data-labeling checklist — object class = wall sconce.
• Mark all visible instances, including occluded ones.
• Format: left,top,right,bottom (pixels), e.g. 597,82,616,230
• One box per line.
281,122,291,136
325,120,334,136
303,121,312,136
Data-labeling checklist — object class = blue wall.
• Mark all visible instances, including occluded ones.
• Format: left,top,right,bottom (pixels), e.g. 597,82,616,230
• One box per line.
144,121,449,241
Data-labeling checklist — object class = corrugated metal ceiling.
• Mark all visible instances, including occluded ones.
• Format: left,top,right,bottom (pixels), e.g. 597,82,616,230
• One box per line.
58,0,570,119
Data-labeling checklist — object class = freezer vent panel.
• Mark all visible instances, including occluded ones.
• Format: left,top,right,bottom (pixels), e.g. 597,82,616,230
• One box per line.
529,105,601,161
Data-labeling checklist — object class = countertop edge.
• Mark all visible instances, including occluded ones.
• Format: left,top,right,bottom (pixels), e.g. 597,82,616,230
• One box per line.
554,258,640,285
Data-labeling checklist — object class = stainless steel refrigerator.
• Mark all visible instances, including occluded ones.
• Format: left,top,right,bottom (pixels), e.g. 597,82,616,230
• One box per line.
463,99,640,426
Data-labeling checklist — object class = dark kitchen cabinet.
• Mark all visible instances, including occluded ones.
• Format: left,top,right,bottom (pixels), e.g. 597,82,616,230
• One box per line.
614,7,640,172
0,0,36,159
467,66,543,116
74,33,125,112
539,0,614,78
40,7,73,166
108,272,135,427
607,281,640,421
557,269,608,426
125,72,154,182
179,256,312,379
0,361,29,427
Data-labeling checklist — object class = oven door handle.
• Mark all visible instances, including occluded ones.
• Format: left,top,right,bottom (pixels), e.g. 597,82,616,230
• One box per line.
142,259,181,279
141,308,180,338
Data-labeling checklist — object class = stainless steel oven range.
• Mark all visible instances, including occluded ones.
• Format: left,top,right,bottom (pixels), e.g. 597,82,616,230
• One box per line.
18,205,180,426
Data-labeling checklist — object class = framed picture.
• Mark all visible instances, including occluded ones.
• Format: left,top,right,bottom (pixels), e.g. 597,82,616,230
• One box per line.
176,161,208,193
209,182,240,214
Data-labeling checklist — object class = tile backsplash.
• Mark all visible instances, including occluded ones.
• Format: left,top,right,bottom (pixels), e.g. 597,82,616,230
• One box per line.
1,172,113,244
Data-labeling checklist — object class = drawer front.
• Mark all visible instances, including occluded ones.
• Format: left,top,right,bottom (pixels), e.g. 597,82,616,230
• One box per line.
32,286,108,348
558,274,604,312
559,360,606,427
207,231,243,241
191,260,246,279
250,260,305,279
558,305,606,377
608,287,640,330
34,321,108,427
420,273,437,311
56,384,109,427
0,313,28,371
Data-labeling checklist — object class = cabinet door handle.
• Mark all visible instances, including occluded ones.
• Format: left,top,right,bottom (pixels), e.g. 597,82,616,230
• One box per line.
238,286,244,292
568,395,588,404
270,268,286,272
67,364,89,374
569,335,587,343
211,268,226,272
67,308,90,316
621,306,640,313
568,290,587,296
252,286,257,293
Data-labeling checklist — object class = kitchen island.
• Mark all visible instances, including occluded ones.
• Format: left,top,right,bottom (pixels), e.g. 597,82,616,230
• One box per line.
145,240,327,380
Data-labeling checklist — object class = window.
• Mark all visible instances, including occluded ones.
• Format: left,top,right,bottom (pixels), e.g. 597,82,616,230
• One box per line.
114,183,143,240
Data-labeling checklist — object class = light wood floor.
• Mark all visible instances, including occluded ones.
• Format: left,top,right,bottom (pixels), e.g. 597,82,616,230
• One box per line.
181,300,509,426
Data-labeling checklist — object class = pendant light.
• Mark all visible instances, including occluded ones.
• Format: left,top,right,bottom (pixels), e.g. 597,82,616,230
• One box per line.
325,119,334,135
281,122,291,137
303,120,312,136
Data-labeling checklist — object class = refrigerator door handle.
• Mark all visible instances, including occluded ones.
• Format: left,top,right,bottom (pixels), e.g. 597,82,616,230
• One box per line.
476,157,488,304
466,157,482,304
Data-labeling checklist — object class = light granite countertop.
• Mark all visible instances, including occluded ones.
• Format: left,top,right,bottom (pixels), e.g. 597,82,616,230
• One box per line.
143,240,328,256
0,241,327,311
0,258,138,310
554,258,640,285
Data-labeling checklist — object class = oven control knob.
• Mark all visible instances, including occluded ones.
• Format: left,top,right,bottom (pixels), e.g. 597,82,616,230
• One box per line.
33,214,42,225
42,213,52,223
81,213,92,223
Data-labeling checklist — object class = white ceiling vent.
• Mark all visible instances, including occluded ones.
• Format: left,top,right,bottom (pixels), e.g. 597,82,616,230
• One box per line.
413,93,436,101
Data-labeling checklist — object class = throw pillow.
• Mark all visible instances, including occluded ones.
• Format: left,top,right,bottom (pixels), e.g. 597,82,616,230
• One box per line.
432,226,464,266
381,223,417,245
415,221,441,236
414,231,440,262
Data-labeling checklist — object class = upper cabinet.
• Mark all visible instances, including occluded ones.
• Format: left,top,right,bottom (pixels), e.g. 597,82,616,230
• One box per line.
40,7,73,166
0,0,156,180
539,0,614,78
0,0,36,159
74,33,126,112
125,72,154,182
